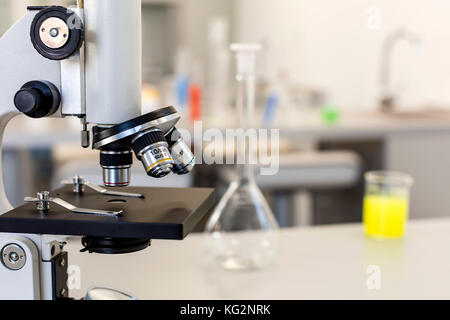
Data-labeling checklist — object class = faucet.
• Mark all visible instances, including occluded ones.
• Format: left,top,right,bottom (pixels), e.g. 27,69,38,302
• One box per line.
379,27,421,112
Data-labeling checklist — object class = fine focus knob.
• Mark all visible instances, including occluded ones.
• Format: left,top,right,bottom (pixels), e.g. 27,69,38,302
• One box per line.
14,81,60,118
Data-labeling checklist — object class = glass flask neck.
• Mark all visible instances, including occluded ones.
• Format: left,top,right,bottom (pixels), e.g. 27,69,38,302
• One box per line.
234,71,257,184
236,72,256,129
236,163,255,184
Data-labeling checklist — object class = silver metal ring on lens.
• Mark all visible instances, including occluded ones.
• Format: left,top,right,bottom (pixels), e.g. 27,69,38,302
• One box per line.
138,142,174,178
100,150,132,187
170,139,195,175
102,166,130,187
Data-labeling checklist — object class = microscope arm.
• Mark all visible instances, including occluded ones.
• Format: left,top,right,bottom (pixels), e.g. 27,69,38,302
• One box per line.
0,113,18,212
0,10,73,299
0,11,62,214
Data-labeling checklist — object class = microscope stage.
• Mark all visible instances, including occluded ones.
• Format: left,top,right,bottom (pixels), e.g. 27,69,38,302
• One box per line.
0,186,214,240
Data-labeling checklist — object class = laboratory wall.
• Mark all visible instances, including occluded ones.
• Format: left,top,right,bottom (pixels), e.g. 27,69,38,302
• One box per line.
233,0,450,110
2,0,450,223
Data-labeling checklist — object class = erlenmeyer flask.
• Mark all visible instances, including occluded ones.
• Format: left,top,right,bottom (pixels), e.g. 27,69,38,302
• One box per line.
205,43,279,270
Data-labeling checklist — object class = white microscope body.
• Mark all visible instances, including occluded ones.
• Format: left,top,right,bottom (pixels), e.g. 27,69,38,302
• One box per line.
0,0,203,300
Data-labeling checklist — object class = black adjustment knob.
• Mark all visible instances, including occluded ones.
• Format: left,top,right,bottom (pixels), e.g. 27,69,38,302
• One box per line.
14,88,42,114
14,81,60,118
30,6,84,61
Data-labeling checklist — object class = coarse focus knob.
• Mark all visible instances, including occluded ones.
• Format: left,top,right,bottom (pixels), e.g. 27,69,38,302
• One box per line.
14,88,41,114
30,6,84,61
14,81,60,118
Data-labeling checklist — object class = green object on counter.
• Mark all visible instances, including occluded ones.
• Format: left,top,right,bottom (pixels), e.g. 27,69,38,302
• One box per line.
321,105,340,125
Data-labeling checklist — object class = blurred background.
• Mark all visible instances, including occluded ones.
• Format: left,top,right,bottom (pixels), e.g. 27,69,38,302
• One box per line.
2,0,450,228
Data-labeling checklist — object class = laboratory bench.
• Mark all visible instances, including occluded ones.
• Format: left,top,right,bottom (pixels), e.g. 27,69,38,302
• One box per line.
67,217,450,299
204,109,450,222
4,110,450,222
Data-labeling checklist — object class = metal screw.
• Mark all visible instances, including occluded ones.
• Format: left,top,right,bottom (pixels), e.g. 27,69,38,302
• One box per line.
81,124,90,148
60,288,66,296
49,28,59,37
38,191,50,200
1,244,26,271
8,252,19,263
59,258,65,267
36,191,50,211
73,175,85,194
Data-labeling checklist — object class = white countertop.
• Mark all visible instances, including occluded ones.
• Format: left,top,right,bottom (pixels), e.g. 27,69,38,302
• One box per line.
67,217,450,300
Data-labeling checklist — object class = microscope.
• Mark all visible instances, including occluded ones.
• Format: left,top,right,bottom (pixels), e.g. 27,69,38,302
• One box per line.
0,1,214,299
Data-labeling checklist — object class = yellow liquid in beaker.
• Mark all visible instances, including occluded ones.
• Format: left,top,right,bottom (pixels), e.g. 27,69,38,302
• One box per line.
363,195,409,238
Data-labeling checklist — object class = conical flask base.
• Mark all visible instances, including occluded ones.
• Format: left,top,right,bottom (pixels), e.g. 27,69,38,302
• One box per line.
205,181,279,271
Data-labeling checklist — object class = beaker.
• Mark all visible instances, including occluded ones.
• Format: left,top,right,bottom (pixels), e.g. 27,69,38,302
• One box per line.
204,43,279,271
363,171,414,238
